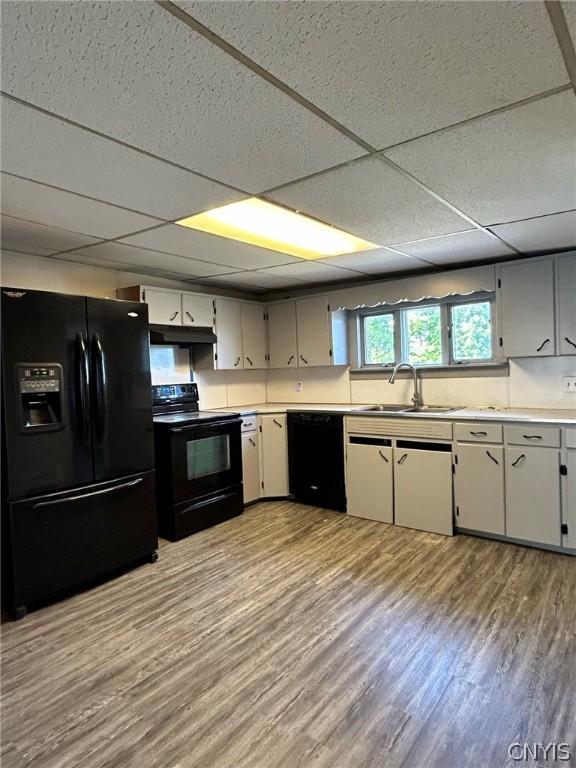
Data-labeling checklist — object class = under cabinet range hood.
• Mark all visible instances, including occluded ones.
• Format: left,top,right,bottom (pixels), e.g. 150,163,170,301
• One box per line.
149,324,217,346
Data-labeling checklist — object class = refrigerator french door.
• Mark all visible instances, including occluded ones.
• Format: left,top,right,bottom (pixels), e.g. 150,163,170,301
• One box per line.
1,287,158,617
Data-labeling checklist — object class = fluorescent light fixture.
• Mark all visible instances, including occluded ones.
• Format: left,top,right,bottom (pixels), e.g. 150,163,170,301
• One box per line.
175,198,379,260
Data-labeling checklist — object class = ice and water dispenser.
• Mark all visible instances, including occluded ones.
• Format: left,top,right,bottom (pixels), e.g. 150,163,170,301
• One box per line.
17,364,64,432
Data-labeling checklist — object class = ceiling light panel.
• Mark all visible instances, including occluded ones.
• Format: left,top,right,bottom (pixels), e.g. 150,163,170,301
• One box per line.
122,224,305,270
176,198,379,260
385,91,576,225
1,174,160,240
1,2,362,192
270,155,470,245
1,98,248,221
180,0,568,148
489,211,576,253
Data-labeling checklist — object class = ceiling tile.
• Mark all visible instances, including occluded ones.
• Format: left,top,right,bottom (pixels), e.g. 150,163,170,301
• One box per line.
489,211,576,253
198,271,308,290
320,248,430,274
385,91,576,225
563,2,576,41
179,0,568,149
1,2,362,192
70,242,239,277
270,155,470,244
50,251,135,271
257,261,362,283
0,98,246,221
1,215,102,255
1,174,160,240
121,225,301,270
391,229,515,265
193,274,268,293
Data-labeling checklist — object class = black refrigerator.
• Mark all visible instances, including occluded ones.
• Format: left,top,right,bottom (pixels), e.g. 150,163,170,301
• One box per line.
1,287,158,618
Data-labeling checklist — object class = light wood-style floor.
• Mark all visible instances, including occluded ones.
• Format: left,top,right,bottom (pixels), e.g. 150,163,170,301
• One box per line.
2,501,575,768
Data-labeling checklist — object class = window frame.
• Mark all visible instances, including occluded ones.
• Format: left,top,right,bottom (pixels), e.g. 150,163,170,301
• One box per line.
357,292,496,370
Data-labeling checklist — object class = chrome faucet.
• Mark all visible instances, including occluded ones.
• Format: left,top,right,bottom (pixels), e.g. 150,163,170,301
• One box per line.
388,363,423,407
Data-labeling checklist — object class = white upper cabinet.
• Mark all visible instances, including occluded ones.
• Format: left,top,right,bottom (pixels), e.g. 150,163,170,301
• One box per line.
182,293,214,328
142,288,182,326
498,257,555,358
296,296,332,367
556,252,576,355
268,302,298,368
214,298,243,370
241,303,268,369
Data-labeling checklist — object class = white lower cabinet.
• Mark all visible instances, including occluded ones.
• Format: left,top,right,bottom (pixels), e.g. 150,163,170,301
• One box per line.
505,447,561,546
346,441,393,523
241,431,261,504
259,415,289,497
454,444,505,535
393,446,453,536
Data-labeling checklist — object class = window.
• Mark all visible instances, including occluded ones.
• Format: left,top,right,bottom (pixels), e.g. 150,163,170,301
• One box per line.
359,295,494,368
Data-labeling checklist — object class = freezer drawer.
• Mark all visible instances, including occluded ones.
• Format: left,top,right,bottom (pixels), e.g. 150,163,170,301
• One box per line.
4,470,157,611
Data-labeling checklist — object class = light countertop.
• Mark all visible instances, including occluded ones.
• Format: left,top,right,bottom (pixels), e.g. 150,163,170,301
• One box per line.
209,403,576,425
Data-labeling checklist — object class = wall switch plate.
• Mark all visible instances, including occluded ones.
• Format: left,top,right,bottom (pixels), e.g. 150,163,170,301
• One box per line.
295,381,303,392
563,376,576,393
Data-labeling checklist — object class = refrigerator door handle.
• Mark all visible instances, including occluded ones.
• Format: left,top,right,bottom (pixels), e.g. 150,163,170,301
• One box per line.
91,332,107,442
76,334,90,439
33,477,143,509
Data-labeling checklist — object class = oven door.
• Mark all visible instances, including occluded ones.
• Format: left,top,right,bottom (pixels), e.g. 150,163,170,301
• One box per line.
169,418,242,503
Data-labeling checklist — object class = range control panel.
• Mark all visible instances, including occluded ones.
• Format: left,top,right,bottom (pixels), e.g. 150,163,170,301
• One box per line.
19,365,61,393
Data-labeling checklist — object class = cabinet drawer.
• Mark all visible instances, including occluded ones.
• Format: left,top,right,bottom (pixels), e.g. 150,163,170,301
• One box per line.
504,425,560,448
241,415,258,432
454,423,502,443
346,416,452,440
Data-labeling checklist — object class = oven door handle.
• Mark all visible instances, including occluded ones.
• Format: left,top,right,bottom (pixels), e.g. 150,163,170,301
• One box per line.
170,418,242,433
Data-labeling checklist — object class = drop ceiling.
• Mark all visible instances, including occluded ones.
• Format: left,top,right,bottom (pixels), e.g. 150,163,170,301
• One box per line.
1,0,575,296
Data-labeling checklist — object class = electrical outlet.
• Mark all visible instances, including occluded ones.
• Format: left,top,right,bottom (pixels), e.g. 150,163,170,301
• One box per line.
295,381,303,392
563,376,576,393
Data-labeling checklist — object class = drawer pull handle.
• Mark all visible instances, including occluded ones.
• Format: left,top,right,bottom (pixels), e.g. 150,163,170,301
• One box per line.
233,357,241,367
185,311,194,322
273,419,283,428
287,355,295,365
470,431,487,437
169,311,179,321
536,338,550,352
379,450,389,463
397,453,408,465
522,434,542,440
300,354,309,364
248,438,255,447
565,337,576,349
244,422,253,428
511,454,525,467
246,356,253,366
486,450,499,465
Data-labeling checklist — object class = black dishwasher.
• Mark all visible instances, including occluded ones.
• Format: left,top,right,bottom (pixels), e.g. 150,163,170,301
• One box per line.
287,412,346,511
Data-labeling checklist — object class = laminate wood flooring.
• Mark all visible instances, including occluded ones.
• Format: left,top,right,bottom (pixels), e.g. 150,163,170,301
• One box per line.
2,501,575,768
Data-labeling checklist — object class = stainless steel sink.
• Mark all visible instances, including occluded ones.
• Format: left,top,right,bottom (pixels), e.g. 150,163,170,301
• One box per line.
403,406,458,414
356,405,411,412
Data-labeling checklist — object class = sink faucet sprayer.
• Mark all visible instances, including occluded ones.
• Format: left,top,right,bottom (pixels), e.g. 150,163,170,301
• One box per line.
388,363,423,407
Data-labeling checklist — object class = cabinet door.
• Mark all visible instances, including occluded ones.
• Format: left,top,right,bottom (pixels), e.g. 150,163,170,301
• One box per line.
260,415,289,497
215,299,243,370
346,443,393,523
454,444,505,535
296,296,331,367
557,253,576,355
182,293,214,327
143,288,181,326
241,432,260,504
242,303,268,369
499,258,555,357
505,447,561,546
394,447,453,536
268,302,298,368
564,450,576,550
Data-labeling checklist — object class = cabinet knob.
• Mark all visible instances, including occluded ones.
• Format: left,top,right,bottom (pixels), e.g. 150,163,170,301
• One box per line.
536,338,550,352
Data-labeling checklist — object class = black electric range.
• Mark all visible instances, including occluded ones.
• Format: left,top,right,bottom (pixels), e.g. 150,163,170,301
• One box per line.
152,384,243,540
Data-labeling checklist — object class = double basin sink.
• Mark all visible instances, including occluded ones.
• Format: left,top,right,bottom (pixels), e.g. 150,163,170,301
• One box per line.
356,404,459,415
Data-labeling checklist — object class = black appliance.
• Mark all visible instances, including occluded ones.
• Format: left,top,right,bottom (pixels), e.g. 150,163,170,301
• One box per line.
152,383,243,540
287,412,346,512
1,287,158,619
